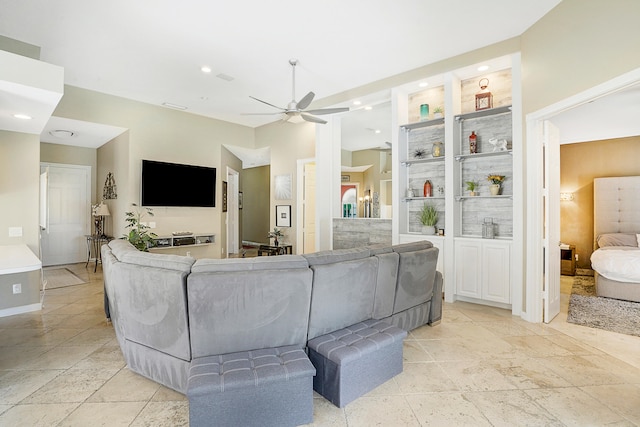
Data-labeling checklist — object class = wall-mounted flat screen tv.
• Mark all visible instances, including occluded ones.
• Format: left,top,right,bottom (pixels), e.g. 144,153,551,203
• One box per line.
141,159,216,207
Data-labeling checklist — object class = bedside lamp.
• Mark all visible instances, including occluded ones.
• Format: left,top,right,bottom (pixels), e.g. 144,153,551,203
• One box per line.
93,202,111,237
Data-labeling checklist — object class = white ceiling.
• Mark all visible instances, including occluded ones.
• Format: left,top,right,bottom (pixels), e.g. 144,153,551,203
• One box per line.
0,0,562,132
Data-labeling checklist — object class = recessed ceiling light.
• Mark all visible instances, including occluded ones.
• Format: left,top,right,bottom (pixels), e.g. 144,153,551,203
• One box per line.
353,100,362,106
201,66,212,73
419,82,429,88
477,65,489,72
14,113,32,120
162,102,187,110
364,106,373,111
375,129,381,134
49,130,75,138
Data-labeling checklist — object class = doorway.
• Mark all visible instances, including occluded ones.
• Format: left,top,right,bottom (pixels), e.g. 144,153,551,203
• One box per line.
297,159,317,254
526,68,640,323
40,163,91,266
226,167,240,257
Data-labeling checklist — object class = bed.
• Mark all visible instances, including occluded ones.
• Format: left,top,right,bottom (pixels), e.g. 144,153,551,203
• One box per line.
591,176,640,302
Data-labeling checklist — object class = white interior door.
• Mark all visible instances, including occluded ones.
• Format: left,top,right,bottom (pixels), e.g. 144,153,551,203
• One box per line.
40,163,91,266
226,167,240,256
303,162,316,253
543,121,561,323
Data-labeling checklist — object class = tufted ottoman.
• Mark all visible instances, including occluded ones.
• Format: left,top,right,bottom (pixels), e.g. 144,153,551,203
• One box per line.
186,346,316,427
307,319,407,407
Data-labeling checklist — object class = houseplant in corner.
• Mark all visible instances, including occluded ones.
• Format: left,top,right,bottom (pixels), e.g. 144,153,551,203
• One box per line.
124,203,158,251
418,203,438,235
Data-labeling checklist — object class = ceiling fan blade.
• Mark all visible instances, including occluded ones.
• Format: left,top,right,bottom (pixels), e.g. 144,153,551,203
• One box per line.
296,91,315,110
249,96,285,111
305,107,350,115
301,113,327,124
241,112,283,115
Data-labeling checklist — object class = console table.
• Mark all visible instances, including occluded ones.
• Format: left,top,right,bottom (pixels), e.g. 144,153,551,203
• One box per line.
86,235,113,272
258,244,293,256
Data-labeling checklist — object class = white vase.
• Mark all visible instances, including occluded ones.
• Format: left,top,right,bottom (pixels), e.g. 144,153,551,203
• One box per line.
422,225,436,235
490,184,501,196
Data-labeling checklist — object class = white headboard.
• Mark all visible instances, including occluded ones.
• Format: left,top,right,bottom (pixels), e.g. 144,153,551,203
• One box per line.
594,176,640,243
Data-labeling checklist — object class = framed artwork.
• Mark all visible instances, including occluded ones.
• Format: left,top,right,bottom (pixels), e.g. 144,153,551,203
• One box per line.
274,174,292,200
275,205,291,227
222,181,228,212
238,191,243,209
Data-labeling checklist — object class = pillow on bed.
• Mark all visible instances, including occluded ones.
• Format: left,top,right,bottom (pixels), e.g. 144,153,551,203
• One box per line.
596,233,639,248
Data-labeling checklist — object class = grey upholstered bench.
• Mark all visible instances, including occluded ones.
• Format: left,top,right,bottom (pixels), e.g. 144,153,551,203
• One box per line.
187,346,316,427
307,319,407,407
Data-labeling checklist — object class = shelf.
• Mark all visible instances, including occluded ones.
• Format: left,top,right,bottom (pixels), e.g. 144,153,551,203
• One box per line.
400,117,445,130
403,196,445,202
401,156,445,166
454,105,512,121
152,233,215,249
456,195,512,201
455,150,512,161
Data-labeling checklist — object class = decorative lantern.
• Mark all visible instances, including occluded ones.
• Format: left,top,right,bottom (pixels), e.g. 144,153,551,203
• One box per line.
475,78,493,111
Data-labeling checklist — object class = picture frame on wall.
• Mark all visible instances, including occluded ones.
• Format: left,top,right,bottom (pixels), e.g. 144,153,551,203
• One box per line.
275,205,291,227
274,174,292,200
238,191,243,209
222,181,228,212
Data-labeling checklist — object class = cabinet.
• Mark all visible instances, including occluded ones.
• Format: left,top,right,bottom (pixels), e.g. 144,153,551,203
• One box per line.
394,59,520,309
561,245,576,276
151,233,215,249
454,238,511,305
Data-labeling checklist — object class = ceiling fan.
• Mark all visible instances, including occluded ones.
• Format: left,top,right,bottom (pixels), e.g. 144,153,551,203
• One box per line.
247,59,349,124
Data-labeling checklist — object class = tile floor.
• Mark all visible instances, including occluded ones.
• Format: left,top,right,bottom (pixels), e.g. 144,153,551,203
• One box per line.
1,267,639,426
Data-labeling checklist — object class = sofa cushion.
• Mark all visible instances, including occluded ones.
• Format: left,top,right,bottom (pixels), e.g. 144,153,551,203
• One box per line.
307,256,378,340
393,246,438,313
109,239,195,273
303,247,371,266
192,255,308,273
187,267,313,358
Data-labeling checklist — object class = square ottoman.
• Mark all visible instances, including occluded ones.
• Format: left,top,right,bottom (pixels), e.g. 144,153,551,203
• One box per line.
187,346,315,427
307,319,407,407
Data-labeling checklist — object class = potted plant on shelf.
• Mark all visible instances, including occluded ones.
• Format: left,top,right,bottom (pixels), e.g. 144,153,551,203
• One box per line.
433,106,444,118
466,181,478,196
487,174,505,196
267,227,284,246
418,203,438,235
123,204,157,251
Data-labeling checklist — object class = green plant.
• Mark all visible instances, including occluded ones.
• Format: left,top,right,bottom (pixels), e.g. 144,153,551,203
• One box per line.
466,181,478,191
267,227,284,239
433,106,443,114
123,204,158,251
418,203,438,226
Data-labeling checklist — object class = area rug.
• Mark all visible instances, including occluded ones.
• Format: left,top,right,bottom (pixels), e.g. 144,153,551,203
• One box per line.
43,267,87,289
567,275,640,337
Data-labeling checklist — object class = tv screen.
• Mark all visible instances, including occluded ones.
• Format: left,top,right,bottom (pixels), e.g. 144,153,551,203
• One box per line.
141,160,216,207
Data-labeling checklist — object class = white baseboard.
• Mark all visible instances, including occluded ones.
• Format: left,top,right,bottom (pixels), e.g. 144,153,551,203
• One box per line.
0,302,42,318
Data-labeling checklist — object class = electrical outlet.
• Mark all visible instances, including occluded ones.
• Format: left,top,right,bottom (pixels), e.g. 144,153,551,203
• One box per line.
12,283,21,294
575,253,579,262
149,221,156,229
9,227,22,237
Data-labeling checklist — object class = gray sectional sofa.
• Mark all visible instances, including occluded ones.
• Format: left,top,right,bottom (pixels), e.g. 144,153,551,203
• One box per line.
102,239,442,424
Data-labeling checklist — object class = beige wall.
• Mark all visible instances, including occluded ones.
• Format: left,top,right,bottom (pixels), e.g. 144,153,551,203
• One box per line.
255,121,315,253
0,131,41,253
241,165,270,243
560,136,640,268
221,146,243,255
53,85,255,258
97,132,129,239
